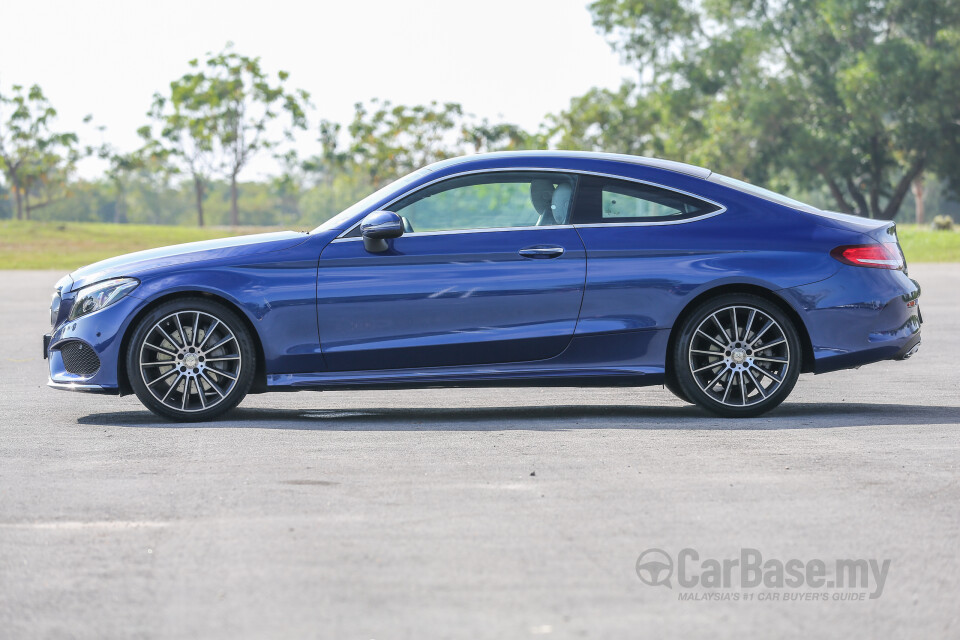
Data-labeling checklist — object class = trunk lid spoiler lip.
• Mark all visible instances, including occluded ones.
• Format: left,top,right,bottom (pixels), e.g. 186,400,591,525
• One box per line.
808,209,894,234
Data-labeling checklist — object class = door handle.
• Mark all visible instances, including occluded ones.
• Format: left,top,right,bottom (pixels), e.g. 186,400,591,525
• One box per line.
518,245,565,259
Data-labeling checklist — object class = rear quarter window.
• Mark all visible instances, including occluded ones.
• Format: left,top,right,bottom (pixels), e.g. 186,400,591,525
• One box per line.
573,176,722,224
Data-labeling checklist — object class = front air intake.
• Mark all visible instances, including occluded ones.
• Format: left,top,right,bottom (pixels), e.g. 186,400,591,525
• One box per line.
59,341,101,376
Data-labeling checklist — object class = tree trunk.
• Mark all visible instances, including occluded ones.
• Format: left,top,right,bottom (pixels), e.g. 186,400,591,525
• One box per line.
822,174,853,213
878,157,926,221
114,181,127,224
868,183,881,219
12,177,23,220
845,179,869,217
230,173,239,226
912,175,925,225
193,177,205,227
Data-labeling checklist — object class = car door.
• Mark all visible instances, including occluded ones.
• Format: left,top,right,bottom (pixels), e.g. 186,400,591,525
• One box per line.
570,174,726,337
316,171,586,371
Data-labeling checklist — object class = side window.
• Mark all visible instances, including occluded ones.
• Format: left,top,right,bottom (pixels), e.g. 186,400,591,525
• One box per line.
573,177,721,224
388,172,578,233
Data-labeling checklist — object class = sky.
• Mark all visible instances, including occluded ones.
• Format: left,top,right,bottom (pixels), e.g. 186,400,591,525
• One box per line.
1,0,634,179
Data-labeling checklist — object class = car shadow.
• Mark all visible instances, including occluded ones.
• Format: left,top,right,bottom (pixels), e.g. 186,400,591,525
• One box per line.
76,402,960,431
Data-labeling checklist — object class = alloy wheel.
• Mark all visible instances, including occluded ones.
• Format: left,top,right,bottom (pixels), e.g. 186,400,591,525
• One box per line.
687,305,791,407
138,310,242,413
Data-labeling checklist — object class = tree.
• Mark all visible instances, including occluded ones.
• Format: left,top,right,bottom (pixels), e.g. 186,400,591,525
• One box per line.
19,143,82,217
344,99,465,188
302,120,350,187
270,149,305,224
322,99,541,188
143,76,221,227
200,45,310,225
0,83,81,220
585,0,960,219
462,118,544,153
95,132,153,224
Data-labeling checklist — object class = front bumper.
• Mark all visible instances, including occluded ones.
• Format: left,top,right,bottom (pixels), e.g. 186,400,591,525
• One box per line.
45,292,146,393
47,379,118,394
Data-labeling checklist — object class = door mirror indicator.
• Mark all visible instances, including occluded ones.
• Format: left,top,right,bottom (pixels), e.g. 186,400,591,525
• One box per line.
360,211,404,253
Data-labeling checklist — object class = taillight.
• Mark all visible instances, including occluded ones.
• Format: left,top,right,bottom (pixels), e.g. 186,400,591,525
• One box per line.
830,243,904,270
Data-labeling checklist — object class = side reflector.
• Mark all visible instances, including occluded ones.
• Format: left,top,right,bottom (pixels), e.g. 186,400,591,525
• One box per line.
830,243,904,270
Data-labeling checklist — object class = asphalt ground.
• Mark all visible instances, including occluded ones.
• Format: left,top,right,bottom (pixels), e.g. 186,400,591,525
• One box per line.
1,265,958,639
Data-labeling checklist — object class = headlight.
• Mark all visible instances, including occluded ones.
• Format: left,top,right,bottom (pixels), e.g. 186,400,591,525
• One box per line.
50,292,62,327
68,278,139,320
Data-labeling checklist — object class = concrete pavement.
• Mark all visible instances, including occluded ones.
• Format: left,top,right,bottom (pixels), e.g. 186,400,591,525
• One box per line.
1,265,958,638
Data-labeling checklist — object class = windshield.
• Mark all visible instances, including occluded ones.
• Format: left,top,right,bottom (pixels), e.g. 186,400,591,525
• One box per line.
310,167,435,233
707,173,821,214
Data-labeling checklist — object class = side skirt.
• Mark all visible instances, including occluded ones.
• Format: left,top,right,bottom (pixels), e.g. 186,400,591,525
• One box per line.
267,366,666,392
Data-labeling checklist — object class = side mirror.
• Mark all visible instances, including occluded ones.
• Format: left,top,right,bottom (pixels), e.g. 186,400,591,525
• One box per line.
360,211,404,253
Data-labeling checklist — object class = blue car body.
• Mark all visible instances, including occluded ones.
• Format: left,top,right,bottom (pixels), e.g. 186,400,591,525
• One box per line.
45,151,921,398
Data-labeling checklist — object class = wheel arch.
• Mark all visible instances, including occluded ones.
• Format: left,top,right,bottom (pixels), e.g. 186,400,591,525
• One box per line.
116,291,268,396
665,283,815,380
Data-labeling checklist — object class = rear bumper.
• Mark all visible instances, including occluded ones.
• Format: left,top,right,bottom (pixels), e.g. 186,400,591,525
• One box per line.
779,266,921,374
893,333,921,361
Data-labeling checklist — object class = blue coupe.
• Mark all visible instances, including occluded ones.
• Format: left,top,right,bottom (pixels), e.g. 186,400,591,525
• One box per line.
44,151,921,420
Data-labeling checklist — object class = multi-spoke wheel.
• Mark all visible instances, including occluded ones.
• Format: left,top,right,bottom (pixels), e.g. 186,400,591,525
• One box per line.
673,294,801,417
127,298,256,421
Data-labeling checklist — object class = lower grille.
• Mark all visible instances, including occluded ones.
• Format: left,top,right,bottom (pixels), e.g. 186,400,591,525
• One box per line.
59,341,101,376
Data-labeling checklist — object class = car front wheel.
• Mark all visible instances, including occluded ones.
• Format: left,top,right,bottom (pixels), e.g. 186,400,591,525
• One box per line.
673,294,801,418
127,298,256,422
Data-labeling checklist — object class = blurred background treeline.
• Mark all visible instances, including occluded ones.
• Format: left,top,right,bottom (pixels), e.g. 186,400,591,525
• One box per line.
2,0,960,230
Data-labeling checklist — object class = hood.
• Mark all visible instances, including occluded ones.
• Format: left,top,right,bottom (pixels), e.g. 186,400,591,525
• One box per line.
66,231,309,291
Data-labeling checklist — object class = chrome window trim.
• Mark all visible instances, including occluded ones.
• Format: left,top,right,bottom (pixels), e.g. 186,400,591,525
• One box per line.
331,224,569,243
574,209,725,228
335,167,727,239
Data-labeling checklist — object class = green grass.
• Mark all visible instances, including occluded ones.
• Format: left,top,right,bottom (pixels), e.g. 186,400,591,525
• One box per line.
0,220,289,270
896,224,960,263
0,219,957,270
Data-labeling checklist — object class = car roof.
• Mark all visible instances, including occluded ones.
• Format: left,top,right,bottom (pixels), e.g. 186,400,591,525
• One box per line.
427,150,713,180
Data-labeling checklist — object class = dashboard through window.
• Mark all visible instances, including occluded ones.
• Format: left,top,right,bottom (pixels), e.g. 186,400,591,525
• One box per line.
385,172,578,234
573,176,721,224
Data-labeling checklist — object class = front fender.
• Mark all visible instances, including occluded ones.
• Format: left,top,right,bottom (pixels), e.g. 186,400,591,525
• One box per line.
130,257,324,375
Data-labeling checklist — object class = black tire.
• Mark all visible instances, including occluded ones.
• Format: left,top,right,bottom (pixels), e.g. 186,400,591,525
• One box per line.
664,374,692,403
126,298,256,422
673,293,801,418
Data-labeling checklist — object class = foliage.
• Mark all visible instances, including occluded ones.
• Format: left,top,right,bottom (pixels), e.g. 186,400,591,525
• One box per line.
201,44,310,225
5,17,960,229
0,83,83,220
932,214,954,230
141,44,310,226
283,99,542,225
142,71,220,227
581,0,960,219
308,99,543,191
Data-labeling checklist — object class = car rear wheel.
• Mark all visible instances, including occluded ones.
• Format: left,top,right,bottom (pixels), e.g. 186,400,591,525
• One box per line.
673,294,801,418
127,298,256,422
